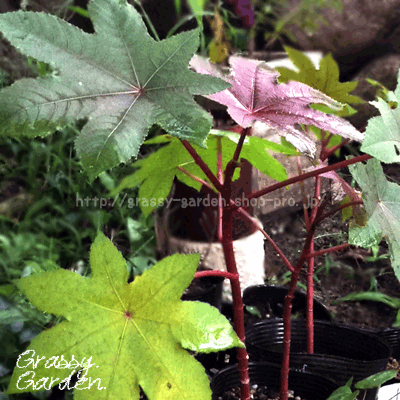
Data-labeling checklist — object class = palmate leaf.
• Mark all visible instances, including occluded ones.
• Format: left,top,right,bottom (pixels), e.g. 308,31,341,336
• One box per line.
8,233,243,400
112,130,296,215
190,55,364,158
275,47,364,107
349,159,400,281
0,0,229,181
267,47,365,156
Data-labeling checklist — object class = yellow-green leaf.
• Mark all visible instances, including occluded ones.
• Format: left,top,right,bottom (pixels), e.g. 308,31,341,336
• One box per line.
8,233,243,400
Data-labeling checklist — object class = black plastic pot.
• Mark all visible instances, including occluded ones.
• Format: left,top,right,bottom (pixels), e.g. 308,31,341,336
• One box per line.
181,275,224,310
246,319,391,400
375,327,400,387
211,362,339,400
378,328,400,360
243,285,332,321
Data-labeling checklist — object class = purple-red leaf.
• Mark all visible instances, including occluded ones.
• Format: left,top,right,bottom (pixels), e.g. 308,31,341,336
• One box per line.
190,56,364,157
225,0,255,27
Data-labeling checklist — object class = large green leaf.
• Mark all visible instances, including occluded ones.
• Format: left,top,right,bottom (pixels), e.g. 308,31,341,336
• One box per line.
0,0,229,181
8,233,243,400
361,68,400,163
349,159,400,280
112,130,296,215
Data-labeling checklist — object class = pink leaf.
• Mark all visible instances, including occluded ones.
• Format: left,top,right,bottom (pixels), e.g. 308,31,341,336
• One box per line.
190,56,364,157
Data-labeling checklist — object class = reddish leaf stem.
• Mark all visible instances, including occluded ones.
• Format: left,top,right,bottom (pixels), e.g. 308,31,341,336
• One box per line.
306,242,350,258
224,127,250,190
245,154,371,204
178,163,295,274
181,138,251,400
194,270,239,280
280,204,325,400
217,137,223,242
307,236,315,353
297,156,310,230
221,207,250,400
221,126,251,400
177,166,207,186
314,199,363,225
181,140,224,192
180,136,294,275
235,206,294,273
306,175,322,354
320,139,350,161
280,267,302,400
321,132,333,148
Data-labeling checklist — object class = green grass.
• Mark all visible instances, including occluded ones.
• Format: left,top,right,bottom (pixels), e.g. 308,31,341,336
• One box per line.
0,123,156,272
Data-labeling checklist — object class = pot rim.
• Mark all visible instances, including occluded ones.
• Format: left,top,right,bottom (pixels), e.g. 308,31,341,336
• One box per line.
211,361,339,400
245,318,391,363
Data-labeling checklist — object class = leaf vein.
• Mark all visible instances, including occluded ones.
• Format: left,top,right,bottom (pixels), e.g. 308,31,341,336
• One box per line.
113,9,140,87
143,30,196,88
8,89,137,125
94,94,140,163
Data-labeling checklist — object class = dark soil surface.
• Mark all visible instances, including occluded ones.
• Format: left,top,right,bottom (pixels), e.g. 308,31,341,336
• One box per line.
216,385,301,400
261,194,400,331
139,383,303,400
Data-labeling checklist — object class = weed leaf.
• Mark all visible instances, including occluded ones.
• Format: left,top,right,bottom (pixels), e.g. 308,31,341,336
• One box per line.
336,291,400,310
326,377,358,400
0,0,229,181
8,233,243,399
354,370,398,389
